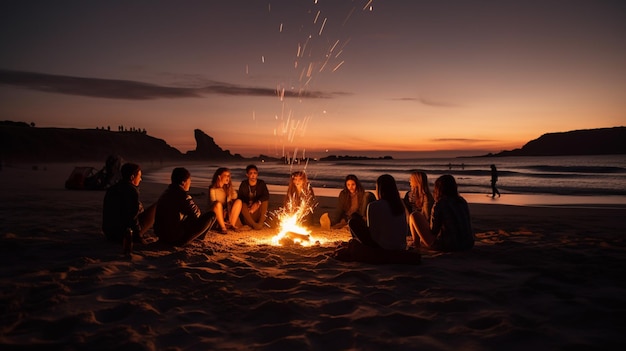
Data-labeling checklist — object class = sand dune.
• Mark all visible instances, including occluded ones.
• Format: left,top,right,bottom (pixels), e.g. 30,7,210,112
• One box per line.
1,164,625,350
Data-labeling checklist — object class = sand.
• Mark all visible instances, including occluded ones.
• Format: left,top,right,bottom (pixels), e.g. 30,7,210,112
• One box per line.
1,163,626,350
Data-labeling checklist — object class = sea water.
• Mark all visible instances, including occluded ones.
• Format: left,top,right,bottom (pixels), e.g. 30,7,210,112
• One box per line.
143,154,626,207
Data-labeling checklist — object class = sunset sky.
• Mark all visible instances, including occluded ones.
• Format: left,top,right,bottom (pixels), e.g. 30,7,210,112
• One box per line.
1,0,624,158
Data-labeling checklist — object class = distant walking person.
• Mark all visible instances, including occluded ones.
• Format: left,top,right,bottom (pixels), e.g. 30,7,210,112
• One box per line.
490,164,501,198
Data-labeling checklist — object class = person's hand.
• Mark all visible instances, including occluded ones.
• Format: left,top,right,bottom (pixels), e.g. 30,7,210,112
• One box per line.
250,201,260,214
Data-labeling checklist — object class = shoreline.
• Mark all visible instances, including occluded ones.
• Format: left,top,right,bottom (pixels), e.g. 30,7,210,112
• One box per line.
4,162,623,209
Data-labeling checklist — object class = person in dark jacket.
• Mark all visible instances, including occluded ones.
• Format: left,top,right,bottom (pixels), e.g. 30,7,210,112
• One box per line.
154,167,216,246
320,174,375,230
237,164,270,230
409,174,474,252
102,163,155,244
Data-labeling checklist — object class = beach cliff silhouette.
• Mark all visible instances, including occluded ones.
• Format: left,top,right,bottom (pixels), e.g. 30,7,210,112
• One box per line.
482,126,626,157
2,121,624,163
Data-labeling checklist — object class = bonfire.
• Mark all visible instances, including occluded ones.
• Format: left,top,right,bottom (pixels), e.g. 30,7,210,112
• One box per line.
270,195,320,247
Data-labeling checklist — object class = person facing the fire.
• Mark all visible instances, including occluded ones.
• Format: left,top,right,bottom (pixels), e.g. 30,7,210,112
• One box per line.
209,167,243,234
237,164,270,230
347,174,408,250
284,170,316,227
320,174,375,230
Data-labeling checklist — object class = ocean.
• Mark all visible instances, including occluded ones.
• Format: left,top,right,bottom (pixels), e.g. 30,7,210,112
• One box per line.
143,154,626,207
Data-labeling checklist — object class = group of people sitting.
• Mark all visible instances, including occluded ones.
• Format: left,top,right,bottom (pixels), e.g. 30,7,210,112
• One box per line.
102,163,474,255
325,171,474,257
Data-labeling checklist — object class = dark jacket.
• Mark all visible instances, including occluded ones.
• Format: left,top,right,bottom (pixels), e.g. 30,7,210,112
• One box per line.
237,179,270,206
154,184,202,244
431,196,474,252
330,190,375,225
102,180,142,242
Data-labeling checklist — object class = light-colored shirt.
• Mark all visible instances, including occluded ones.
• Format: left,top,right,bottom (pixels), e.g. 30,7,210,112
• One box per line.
209,186,237,207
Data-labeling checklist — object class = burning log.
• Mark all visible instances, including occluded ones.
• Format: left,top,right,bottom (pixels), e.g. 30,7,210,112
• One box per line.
278,231,311,246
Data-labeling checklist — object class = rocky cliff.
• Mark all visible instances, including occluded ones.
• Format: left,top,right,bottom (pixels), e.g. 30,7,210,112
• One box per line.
0,122,240,163
486,127,626,157
185,129,242,160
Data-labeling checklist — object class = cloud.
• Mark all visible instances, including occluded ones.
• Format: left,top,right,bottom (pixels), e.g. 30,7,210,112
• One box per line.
392,96,460,107
0,69,337,100
431,138,490,143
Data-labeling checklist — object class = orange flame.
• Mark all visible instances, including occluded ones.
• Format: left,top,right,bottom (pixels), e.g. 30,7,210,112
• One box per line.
270,195,321,246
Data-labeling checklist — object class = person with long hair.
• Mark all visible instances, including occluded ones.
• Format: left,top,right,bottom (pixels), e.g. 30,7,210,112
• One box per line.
209,167,242,234
284,170,316,226
409,174,474,251
348,174,407,250
320,174,375,230
403,171,434,221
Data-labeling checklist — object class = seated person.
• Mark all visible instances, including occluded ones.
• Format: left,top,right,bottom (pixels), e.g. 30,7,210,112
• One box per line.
237,164,270,230
154,167,216,246
208,167,243,234
348,174,408,250
284,170,316,226
320,174,375,230
403,171,434,221
102,162,156,244
409,174,474,252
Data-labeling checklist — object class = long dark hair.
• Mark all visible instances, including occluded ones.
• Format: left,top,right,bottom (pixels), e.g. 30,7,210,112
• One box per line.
343,174,365,194
434,174,459,201
376,174,404,216
342,174,365,211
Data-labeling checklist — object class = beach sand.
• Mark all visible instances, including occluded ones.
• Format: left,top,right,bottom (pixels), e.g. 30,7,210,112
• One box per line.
1,163,625,350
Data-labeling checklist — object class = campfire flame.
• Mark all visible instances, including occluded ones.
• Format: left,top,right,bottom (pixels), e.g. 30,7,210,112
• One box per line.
270,195,319,246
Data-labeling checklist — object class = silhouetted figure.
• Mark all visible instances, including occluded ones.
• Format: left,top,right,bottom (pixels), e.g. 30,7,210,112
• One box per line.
154,167,216,246
409,174,474,252
348,174,408,250
102,163,156,246
490,164,501,198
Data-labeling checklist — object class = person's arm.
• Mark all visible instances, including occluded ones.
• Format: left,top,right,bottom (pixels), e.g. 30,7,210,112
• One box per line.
228,186,238,201
183,194,202,219
402,192,411,212
237,181,248,204
122,185,141,233
208,187,218,206
330,191,347,224
257,180,270,203
421,193,433,220
430,201,443,237
360,191,376,219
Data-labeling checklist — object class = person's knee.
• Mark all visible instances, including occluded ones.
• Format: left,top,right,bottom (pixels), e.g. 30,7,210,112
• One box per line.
213,202,224,212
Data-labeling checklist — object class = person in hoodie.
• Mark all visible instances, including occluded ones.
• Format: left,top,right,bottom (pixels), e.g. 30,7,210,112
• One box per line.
154,167,216,246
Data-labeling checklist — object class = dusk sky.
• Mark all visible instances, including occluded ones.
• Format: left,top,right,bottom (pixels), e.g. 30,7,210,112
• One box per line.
1,0,624,158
